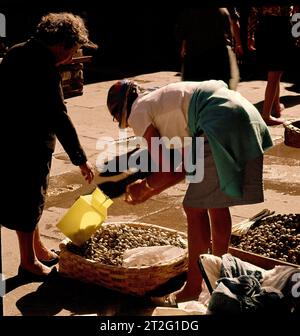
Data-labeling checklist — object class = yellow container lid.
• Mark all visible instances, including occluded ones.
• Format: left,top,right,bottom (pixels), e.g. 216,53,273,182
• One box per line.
56,188,113,246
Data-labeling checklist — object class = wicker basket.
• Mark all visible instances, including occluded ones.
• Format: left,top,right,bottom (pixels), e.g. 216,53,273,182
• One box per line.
283,120,300,148
58,222,188,296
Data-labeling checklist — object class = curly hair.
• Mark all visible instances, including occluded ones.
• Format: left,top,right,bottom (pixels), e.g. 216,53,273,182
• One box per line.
35,12,97,49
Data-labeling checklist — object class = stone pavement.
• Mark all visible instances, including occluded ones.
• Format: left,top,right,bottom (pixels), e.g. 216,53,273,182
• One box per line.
1,72,300,316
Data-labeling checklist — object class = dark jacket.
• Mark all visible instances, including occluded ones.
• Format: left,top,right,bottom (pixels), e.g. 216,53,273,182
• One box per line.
0,37,87,165
0,38,87,231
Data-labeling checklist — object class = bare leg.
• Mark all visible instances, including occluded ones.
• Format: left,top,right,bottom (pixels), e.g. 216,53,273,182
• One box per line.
209,207,232,256
16,230,51,275
262,71,284,125
175,207,211,302
271,80,284,118
34,227,58,261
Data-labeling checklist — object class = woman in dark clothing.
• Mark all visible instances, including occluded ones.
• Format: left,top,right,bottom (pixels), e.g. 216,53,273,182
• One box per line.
248,6,295,125
176,7,240,90
0,13,96,278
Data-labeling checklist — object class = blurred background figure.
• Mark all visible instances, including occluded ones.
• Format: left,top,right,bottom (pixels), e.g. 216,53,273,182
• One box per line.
247,5,295,126
175,7,241,90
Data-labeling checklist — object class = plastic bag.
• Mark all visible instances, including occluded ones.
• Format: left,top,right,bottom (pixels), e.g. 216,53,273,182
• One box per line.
122,245,185,267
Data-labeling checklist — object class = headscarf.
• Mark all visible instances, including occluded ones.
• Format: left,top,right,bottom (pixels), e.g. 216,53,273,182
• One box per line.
107,79,137,129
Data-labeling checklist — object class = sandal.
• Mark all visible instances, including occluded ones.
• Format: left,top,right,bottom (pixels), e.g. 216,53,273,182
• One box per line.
18,266,58,282
39,249,60,267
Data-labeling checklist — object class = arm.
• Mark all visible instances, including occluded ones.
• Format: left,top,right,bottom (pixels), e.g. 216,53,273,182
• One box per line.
56,108,94,183
144,124,186,190
46,71,94,183
125,124,185,204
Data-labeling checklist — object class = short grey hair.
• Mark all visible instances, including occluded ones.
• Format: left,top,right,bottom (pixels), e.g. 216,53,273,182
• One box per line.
35,12,97,49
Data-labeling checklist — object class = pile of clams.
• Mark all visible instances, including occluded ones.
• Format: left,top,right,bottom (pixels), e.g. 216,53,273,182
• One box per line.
67,223,187,266
231,213,300,265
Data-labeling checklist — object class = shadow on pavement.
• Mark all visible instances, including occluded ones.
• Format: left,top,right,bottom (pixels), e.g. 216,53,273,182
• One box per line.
254,94,300,113
98,150,138,178
12,271,186,316
97,148,152,198
14,274,154,316
286,84,300,94
254,101,264,113
280,95,300,109
98,171,151,199
5,275,43,294
97,147,183,199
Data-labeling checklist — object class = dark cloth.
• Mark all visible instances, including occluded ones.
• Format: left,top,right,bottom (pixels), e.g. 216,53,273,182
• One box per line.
176,8,232,55
176,8,238,86
255,16,294,71
220,253,263,281
181,45,232,84
208,254,284,314
0,38,87,232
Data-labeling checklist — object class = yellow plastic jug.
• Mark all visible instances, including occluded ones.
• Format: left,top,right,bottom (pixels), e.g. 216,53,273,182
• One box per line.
56,188,113,246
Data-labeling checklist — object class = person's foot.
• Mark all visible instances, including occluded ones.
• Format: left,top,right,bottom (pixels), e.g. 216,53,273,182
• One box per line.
35,247,59,262
263,116,285,126
173,284,201,303
19,260,52,277
272,103,285,118
36,249,60,267
150,283,200,306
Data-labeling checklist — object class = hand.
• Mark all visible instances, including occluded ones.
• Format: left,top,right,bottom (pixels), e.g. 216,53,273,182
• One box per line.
125,179,156,204
79,161,94,184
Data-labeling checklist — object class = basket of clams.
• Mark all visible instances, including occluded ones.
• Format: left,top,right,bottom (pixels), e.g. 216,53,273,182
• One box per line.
283,120,300,148
231,213,300,266
59,222,188,296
